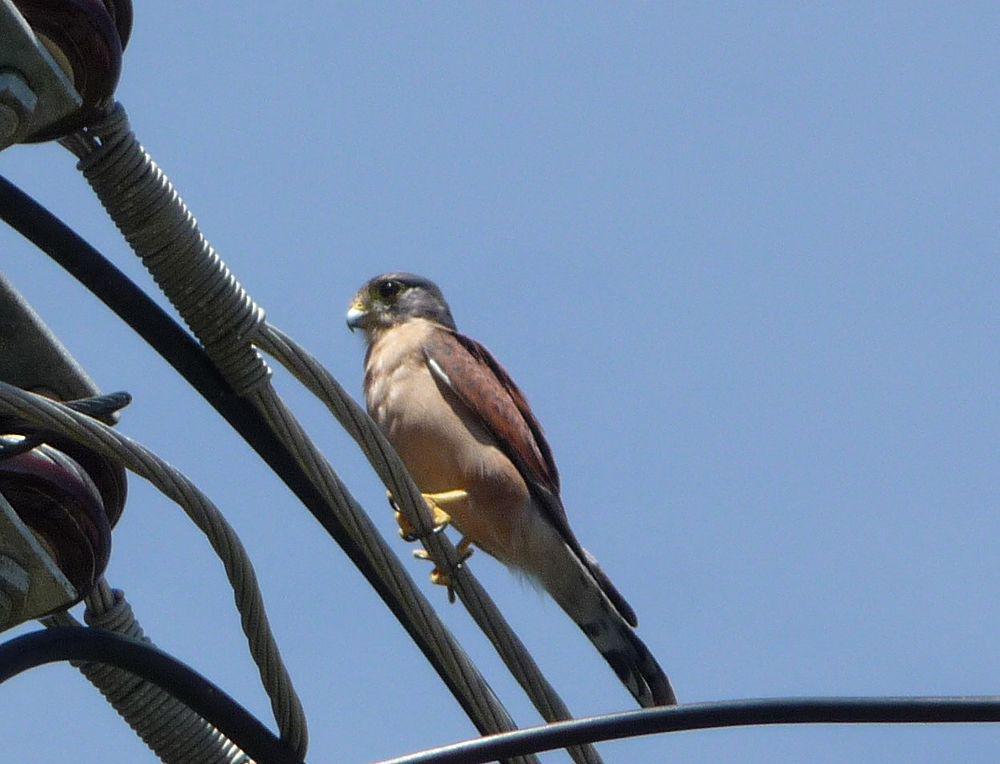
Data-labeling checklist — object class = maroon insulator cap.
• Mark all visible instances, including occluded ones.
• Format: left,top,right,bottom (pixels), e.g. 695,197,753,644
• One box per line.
0,443,112,603
15,0,132,141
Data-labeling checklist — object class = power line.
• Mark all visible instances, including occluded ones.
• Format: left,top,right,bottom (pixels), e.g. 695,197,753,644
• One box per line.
0,627,303,764
382,695,1000,764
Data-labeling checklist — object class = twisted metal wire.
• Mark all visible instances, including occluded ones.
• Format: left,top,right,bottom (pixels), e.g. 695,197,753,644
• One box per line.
0,382,306,759
43,589,252,764
257,323,604,764
65,102,537,760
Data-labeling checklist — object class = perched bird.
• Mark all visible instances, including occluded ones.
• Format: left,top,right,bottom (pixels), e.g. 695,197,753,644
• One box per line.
347,273,676,707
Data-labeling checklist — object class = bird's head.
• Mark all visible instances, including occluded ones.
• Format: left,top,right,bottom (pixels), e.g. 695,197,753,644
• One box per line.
346,273,456,338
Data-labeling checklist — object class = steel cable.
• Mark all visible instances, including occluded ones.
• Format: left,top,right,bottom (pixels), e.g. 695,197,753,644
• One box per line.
43,602,252,764
0,382,307,758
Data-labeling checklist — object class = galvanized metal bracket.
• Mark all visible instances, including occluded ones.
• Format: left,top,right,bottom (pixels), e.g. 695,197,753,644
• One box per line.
0,274,125,632
0,489,77,631
0,0,82,151
0,272,102,403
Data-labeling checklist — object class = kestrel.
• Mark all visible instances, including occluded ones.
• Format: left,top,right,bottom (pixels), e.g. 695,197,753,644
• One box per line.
347,273,676,707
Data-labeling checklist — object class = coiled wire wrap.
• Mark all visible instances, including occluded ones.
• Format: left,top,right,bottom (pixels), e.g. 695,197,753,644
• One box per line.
65,102,538,761
257,323,604,764
70,105,269,397
44,585,251,764
0,382,306,759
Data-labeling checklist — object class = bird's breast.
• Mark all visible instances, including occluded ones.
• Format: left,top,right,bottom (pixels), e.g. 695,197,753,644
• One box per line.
364,322,532,561
366,347,495,492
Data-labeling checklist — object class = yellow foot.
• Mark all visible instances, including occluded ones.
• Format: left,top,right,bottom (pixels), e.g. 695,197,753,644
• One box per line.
392,489,469,542
414,537,475,603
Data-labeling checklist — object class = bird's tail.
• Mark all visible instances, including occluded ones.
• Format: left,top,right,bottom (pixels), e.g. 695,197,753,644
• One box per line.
537,543,677,708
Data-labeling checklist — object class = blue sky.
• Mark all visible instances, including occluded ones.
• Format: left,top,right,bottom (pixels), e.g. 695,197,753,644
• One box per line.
1,3,997,762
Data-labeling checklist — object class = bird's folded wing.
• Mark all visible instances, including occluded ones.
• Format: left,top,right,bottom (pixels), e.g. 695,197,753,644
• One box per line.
422,326,639,627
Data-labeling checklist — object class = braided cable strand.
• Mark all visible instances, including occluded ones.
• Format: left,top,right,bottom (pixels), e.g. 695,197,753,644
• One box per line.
0,383,307,758
64,103,535,757
257,323,605,764
80,581,251,764
43,599,252,764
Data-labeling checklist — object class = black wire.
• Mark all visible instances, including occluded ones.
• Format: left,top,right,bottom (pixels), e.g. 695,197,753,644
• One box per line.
0,175,498,736
382,695,1000,764
0,627,303,764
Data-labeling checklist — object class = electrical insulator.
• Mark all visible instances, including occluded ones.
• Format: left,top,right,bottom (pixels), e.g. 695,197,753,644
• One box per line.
0,439,116,630
11,0,132,141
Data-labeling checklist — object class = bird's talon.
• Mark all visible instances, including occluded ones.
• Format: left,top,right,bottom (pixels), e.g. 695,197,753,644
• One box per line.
455,536,474,563
392,489,468,541
429,567,459,604
413,537,475,603
395,507,450,541
396,511,420,542
422,489,468,533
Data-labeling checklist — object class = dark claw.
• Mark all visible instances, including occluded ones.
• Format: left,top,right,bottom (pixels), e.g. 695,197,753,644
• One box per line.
390,492,450,541
401,524,448,543
389,494,420,541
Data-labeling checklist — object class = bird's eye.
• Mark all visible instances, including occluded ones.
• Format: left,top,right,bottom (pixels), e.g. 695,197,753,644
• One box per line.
378,280,403,299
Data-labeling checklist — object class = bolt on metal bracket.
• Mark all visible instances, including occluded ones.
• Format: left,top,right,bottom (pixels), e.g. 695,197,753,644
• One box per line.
0,490,78,632
0,0,82,151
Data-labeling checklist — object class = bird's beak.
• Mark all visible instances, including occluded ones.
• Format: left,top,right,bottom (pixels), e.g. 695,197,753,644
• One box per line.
346,299,368,332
